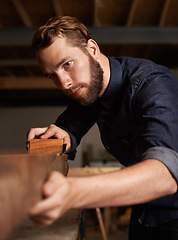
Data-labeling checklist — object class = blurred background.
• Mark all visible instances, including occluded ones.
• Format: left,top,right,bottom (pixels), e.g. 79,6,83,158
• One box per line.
0,0,178,168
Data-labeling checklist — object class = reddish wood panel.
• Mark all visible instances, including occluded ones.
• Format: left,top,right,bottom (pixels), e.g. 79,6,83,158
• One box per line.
28,139,64,154
0,153,66,240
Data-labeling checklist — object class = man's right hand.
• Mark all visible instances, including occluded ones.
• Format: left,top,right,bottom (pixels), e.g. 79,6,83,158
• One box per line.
27,124,71,153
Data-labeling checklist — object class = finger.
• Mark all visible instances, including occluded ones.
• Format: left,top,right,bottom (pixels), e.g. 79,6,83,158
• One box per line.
29,191,62,217
30,201,65,227
30,215,55,227
30,172,65,215
30,206,61,223
27,127,48,142
29,197,55,216
40,124,59,139
54,132,71,152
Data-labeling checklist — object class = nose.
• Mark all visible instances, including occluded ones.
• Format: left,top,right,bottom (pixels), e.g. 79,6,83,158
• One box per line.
55,71,72,90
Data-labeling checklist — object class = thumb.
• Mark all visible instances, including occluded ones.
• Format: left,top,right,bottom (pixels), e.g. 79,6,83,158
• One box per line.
42,171,63,198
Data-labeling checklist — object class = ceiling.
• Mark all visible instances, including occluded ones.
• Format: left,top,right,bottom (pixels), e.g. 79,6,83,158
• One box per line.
0,0,178,105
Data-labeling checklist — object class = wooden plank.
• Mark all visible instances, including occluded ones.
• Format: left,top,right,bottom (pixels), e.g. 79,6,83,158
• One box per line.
28,139,64,154
68,167,121,177
159,0,172,26
0,153,66,240
8,209,81,240
0,77,57,90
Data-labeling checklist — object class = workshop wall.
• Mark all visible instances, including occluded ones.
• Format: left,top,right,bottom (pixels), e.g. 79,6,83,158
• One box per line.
0,106,105,168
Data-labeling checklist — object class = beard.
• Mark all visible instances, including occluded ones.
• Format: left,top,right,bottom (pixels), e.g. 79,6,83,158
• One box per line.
66,54,104,106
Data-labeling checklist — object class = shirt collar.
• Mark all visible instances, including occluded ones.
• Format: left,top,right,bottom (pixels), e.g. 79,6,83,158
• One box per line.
98,56,123,109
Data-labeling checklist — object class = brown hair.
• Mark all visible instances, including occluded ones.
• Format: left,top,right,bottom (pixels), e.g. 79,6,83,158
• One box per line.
32,16,92,52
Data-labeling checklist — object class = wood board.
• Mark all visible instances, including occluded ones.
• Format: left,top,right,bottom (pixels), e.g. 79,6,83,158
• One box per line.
8,209,81,240
0,153,66,240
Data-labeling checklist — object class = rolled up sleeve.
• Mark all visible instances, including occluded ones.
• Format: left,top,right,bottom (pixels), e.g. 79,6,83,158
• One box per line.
141,146,178,182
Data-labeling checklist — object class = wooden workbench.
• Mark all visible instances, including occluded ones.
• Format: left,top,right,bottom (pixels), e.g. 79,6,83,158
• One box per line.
7,209,81,240
0,152,68,240
5,167,120,240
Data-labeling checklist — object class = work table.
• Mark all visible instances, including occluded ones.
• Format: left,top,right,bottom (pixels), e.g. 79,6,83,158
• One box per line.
1,147,119,240
8,209,81,240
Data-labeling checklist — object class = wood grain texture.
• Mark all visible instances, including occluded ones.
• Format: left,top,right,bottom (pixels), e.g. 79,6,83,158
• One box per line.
8,209,81,240
0,153,66,240
28,139,64,154
68,167,121,177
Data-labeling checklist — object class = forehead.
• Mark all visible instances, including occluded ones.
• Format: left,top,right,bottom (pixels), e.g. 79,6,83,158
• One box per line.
37,37,71,55
36,36,87,60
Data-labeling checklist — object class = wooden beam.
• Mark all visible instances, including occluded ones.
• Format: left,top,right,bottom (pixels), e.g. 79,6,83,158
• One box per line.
0,29,36,46
93,0,102,26
126,0,140,26
0,76,57,90
159,0,172,26
0,153,67,240
51,0,63,16
1,27,178,46
0,59,37,67
12,0,33,28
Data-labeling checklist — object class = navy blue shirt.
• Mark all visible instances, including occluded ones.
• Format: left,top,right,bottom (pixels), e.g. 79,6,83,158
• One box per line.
56,56,178,226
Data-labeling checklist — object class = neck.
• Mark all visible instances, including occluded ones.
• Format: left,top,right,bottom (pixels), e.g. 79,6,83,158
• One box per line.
98,54,111,97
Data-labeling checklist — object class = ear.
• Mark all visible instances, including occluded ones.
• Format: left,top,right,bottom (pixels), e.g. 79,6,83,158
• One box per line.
86,39,100,59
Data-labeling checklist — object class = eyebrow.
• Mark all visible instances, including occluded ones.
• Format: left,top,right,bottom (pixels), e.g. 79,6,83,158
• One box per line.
56,57,68,68
44,57,69,77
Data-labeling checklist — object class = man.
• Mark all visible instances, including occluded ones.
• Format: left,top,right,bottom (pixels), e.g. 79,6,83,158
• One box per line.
27,16,178,239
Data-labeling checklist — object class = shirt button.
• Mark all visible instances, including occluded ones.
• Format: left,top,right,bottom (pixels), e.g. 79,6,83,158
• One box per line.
100,118,105,123
123,139,128,144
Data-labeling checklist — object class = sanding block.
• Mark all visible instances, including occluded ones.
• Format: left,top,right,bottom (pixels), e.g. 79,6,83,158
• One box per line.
27,138,65,154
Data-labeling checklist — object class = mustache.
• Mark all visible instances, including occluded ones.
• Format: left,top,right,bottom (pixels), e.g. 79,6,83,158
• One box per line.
64,83,88,95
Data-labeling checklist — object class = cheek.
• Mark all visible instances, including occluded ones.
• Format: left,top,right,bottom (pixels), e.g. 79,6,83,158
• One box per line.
74,63,90,82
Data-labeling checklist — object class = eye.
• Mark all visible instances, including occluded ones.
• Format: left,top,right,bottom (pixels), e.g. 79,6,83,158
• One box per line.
64,61,73,70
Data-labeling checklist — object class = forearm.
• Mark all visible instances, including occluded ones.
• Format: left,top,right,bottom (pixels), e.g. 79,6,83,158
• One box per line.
68,159,177,209
29,159,178,227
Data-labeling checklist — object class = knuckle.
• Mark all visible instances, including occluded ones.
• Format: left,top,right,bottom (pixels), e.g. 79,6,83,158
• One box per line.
49,124,56,128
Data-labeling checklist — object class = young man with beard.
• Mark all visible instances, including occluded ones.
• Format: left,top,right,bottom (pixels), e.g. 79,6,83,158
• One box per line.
27,16,178,239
